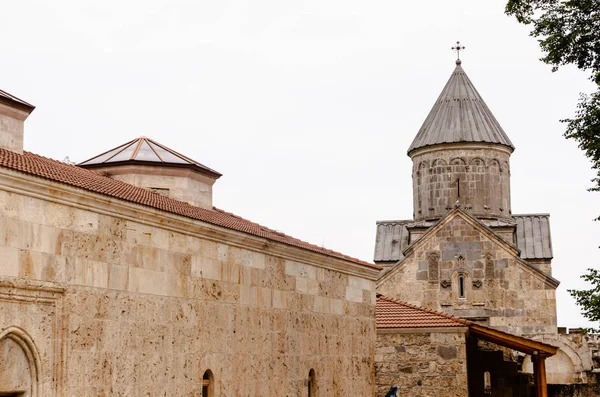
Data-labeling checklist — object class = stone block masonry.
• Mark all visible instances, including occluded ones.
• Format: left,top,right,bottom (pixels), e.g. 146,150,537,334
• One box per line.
410,144,512,222
0,170,379,396
375,330,469,397
377,211,558,337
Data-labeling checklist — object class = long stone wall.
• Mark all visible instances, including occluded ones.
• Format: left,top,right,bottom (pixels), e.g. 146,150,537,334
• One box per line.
374,330,469,397
0,170,378,396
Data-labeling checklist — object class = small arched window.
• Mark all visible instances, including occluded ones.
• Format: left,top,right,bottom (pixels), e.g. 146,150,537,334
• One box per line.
202,369,214,397
308,369,316,397
484,371,492,394
458,274,466,299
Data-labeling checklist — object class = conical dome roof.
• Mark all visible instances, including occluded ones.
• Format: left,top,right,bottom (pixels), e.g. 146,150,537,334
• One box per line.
407,61,514,155
78,136,221,178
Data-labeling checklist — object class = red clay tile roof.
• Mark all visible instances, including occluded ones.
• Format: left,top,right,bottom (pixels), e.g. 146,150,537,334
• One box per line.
0,148,380,270
376,295,470,328
376,295,559,356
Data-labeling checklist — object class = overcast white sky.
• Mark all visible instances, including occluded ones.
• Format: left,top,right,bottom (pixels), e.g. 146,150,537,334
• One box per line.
2,0,598,328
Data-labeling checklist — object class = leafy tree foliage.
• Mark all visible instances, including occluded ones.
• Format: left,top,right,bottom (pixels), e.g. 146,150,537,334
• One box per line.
567,268,600,331
506,0,600,207
506,1,600,327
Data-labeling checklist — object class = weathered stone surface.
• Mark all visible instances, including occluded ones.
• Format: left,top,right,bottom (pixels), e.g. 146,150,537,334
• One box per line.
377,211,558,336
375,331,468,397
0,102,30,154
410,145,512,221
548,383,600,397
437,345,458,359
0,179,378,396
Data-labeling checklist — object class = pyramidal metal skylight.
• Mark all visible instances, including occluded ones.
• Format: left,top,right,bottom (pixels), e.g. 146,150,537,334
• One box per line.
78,137,221,177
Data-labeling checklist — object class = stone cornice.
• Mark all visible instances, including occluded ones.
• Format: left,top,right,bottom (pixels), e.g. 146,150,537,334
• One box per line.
0,277,66,295
0,167,380,281
408,142,514,159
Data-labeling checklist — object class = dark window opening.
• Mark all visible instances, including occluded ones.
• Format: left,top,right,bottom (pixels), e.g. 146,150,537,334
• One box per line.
458,274,466,298
148,187,170,196
484,371,492,394
202,370,213,397
308,369,316,397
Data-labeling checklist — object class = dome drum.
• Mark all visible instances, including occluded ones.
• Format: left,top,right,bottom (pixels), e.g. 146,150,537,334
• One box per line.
411,143,512,221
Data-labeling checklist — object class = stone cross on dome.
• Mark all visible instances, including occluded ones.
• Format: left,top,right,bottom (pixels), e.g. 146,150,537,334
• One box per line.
451,41,466,63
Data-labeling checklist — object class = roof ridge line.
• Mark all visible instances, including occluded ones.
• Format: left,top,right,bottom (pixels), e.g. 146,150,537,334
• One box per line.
5,149,378,270
145,137,221,175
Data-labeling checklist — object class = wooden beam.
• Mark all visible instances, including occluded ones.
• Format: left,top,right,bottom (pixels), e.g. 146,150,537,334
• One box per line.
533,355,548,397
469,324,558,356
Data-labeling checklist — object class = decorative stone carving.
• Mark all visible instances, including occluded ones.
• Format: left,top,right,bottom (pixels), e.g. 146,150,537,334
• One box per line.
472,280,482,289
428,252,440,281
489,159,501,171
456,255,465,268
440,279,451,289
0,278,65,397
485,254,494,279
470,158,485,166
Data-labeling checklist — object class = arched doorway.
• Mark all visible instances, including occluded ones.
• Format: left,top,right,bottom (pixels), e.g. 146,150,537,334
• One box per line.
0,327,40,397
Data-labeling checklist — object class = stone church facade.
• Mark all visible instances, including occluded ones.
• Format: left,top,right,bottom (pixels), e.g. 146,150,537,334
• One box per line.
0,90,380,396
374,60,599,394
0,58,598,397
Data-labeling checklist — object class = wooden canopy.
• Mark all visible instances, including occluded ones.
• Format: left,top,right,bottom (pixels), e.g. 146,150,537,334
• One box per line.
469,324,557,397
469,324,558,358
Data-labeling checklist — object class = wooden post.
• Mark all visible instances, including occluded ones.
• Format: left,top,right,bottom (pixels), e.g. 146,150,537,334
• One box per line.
533,354,548,397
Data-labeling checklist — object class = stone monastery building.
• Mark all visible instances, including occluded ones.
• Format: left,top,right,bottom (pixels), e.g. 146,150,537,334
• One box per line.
373,59,599,396
0,59,598,397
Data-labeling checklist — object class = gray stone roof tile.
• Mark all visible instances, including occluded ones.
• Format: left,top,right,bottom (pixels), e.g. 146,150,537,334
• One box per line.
407,61,514,154
373,220,411,262
373,214,552,263
514,214,553,260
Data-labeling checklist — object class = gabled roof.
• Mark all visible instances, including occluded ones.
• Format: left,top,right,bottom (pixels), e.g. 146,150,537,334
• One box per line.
0,147,379,270
0,88,35,113
376,295,467,328
374,214,552,263
376,295,558,357
376,209,559,288
78,137,222,178
407,61,514,155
